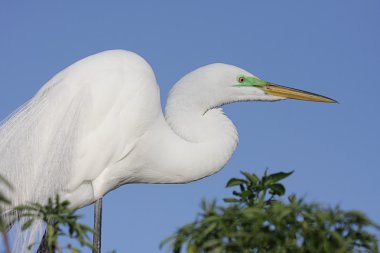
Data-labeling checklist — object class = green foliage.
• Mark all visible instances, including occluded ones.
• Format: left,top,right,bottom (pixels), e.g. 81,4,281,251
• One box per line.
0,174,12,233
0,174,13,253
0,175,113,253
16,195,94,253
161,170,380,253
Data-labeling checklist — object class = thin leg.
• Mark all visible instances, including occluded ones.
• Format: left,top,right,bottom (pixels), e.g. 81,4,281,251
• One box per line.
93,198,102,253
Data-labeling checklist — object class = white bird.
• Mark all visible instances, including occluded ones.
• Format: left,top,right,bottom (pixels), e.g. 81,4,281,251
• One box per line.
0,50,335,248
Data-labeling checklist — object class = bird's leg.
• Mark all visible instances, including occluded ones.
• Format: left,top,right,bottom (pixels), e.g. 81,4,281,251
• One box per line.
93,198,103,253
36,198,103,253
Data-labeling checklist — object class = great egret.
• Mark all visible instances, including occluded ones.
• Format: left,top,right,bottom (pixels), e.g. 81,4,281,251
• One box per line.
0,50,335,250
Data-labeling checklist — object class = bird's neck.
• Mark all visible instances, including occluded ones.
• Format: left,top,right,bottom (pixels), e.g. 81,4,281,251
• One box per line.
135,88,238,184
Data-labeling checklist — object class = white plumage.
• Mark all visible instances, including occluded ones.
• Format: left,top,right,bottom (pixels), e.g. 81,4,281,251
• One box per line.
0,50,335,249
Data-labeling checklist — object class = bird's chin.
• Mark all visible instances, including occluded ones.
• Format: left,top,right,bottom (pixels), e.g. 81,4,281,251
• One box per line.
248,95,286,102
264,95,287,101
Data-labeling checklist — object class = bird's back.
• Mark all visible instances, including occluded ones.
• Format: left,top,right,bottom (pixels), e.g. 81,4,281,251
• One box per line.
0,50,162,211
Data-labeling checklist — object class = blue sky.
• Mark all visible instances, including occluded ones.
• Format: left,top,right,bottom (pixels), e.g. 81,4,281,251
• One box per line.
1,1,379,252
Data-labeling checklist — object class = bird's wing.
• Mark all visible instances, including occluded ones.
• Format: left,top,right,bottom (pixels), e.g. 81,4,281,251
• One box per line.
0,50,160,208
0,72,88,207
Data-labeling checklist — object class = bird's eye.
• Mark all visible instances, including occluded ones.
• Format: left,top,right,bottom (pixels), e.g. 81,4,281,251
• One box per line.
238,77,245,83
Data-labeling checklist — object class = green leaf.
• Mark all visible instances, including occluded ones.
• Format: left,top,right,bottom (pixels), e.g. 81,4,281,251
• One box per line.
202,239,220,249
241,171,259,184
200,222,217,238
267,171,293,183
223,198,239,203
14,205,39,211
0,193,11,205
225,178,245,188
269,183,286,196
21,219,34,231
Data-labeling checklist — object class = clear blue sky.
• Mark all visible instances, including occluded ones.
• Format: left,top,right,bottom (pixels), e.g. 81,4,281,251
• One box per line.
1,1,379,252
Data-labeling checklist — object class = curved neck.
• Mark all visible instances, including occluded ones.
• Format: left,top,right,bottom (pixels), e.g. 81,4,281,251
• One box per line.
133,85,239,184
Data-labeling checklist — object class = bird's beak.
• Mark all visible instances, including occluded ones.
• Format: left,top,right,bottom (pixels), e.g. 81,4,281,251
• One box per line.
261,82,337,103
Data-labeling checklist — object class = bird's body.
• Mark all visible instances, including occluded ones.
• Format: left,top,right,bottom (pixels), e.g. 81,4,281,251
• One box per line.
0,50,245,209
0,50,335,249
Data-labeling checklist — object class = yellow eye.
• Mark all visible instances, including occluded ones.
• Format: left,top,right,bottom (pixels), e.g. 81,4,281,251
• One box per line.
238,76,245,83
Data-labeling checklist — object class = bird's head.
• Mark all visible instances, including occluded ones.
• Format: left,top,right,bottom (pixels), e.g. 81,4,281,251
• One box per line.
204,63,337,104
167,63,336,116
